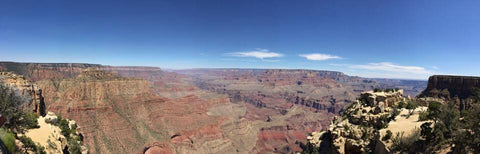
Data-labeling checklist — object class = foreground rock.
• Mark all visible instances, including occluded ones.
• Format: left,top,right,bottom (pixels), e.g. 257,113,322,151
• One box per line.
23,112,87,154
307,89,431,153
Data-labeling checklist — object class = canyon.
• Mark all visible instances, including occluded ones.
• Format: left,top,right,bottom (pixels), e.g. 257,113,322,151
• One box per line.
0,62,427,153
306,75,480,153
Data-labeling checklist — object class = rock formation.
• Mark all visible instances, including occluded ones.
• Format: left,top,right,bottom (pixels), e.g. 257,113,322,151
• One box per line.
419,75,480,111
0,72,46,116
420,75,480,99
306,89,431,153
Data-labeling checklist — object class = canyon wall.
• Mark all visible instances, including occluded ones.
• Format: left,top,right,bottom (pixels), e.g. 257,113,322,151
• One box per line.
0,62,428,154
420,75,480,98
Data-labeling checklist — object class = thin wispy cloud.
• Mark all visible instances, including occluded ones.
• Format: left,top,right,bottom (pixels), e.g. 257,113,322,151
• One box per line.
299,53,341,61
329,63,348,67
227,49,283,59
350,62,431,74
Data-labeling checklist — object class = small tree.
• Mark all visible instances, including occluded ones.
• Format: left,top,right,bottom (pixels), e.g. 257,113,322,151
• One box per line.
0,84,34,134
427,102,442,122
23,113,40,129
59,118,71,139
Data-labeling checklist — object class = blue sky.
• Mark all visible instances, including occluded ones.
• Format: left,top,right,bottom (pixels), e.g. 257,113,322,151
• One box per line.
1,0,479,79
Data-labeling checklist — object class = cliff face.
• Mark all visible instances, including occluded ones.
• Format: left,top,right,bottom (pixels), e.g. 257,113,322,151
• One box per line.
0,72,46,116
36,69,159,154
421,75,480,99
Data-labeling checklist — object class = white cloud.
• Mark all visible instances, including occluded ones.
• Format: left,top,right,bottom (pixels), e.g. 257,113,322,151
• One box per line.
227,49,283,59
350,62,431,74
299,53,341,61
329,63,348,67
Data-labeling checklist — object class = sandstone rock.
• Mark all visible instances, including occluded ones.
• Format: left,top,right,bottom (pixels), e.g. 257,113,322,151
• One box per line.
420,75,480,99
308,89,406,153
0,72,46,116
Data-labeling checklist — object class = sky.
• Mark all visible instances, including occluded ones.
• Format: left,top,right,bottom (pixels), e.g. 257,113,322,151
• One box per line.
1,0,479,80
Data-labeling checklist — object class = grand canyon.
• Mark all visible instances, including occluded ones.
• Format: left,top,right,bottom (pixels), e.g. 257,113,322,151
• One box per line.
0,62,430,153
1,1,479,154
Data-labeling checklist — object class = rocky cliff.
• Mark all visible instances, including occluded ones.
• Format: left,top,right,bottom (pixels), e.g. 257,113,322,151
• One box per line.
0,71,87,153
306,90,430,153
420,75,480,99
0,72,46,116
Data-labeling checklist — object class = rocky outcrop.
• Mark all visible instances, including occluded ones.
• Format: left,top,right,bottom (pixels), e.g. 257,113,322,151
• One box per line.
307,90,410,153
0,72,46,116
419,75,480,111
420,75,480,99
24,112,88,154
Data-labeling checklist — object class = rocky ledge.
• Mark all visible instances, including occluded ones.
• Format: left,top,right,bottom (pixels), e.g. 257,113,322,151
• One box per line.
306,89,430,153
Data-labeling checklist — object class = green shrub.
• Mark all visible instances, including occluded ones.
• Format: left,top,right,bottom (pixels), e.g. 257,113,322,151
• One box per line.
68,137,82,154
378,114,390,129
453,105,480,153
382,130,393,141
35,143,46,154
0,128,16,153
374,88,382,92
427,102,442,122
18,136,36,152
397,101,405,109
418,110,429,121
389,108,400,121
18,136,47,154
0,84,32,134
59,118,71,138
406,100,419,110
391,130,421,153
420,122,433,141
23,113,40,129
